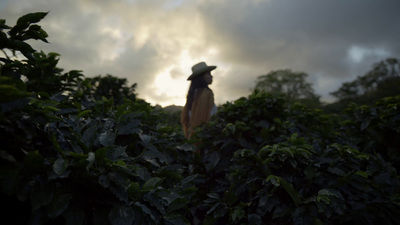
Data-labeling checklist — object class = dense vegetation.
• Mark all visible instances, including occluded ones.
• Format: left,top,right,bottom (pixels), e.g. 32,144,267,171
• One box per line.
1,12,400,225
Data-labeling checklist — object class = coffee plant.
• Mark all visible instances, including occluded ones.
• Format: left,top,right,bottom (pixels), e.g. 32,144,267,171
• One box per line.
193,92,400,224
1,12,400,225
1,12,196,225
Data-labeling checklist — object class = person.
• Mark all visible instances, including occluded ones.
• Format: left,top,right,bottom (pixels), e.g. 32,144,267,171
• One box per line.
181,62,217,139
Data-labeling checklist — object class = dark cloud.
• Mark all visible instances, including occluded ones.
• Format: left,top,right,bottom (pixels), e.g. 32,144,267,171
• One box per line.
2,0,400,106
197,0,400,102
115,43,160,89
169,67,185,79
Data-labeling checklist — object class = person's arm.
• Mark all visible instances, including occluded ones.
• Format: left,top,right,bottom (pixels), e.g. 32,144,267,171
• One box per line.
180,104,190,138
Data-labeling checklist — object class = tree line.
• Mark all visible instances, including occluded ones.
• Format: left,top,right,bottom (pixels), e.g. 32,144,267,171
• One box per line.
254,58,400,112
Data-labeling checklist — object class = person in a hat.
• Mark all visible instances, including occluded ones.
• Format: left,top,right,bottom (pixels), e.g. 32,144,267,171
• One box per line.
181,62,217,139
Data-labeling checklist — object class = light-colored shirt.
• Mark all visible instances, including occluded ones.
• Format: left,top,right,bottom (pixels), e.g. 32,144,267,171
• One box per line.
181,88,215,139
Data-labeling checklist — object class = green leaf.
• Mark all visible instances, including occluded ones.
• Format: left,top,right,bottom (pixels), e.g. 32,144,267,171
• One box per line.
290,132,298,143
86,152,95,171
136,166,151,181
214,204,228,219
231,206,245,222
176,144,196,152
0,167,20,195
248,214,262,225
117,119,141,135
266,175,280,187
267,175,301,206
355,170,369,178
280,147,294,158
53,158,68,175
142,177,164,192
82,124,98,147
31,185,54,211
304,165,316,180
91,148,108,168
24,24,48,42
0,19,11,29
181,174,198,186
108,206,134,225
77,109,92,118
205,151,220,171
142,149,166,167
139,133,152,146
16,12,48,28
127,182,140,200
99,130,116,146
98,175,110,188
167,198,189,214
64,207,85,225
317,189,339,198
23,150,45,174
206,202,220,215
134,202,156,221
207,193,220,200
165,213,191,225
327,167,346,176
46,193,73,219
280,178,302,206
0,84,30,103
109,172,131,190
115,160,126,166
360,119,370,130
107,146,127,160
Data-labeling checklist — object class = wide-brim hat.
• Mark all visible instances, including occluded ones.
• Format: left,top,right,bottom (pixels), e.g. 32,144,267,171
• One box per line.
187,62,216,80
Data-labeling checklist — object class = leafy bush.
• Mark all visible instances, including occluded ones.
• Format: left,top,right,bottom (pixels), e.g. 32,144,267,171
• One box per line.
192,91,400,225
341,96,400,171
1,12,196,225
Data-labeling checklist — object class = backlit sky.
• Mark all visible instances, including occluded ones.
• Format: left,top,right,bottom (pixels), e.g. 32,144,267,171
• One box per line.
1,0,400,107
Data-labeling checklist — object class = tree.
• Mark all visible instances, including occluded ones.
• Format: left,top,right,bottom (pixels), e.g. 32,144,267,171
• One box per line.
330,58,400,103
254,69,320,107
85,74,137,105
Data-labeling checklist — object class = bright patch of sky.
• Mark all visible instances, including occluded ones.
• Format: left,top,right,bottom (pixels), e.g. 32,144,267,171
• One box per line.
147,49,216,106
151,66,188,106
164,0,185,10
348,46,390,63
100,16,132,62
0,1,7,10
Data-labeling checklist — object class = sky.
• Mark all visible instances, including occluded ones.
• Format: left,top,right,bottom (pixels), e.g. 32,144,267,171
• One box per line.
1,0,400,107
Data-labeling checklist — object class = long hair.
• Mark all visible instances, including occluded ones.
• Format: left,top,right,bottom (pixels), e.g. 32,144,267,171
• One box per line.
186,74,208,110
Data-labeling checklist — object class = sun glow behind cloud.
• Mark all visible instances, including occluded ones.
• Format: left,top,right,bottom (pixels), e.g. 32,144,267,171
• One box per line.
146,47,222,107
348,46,390,63
150,67,187,106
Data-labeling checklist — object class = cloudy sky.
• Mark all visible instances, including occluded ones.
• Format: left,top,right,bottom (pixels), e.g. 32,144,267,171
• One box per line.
1,0,399,107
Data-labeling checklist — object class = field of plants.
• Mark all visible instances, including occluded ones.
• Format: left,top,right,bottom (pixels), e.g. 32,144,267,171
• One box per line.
1,12,400,225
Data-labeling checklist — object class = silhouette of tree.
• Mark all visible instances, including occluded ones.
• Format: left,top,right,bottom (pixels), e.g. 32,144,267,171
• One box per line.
330,58,400,104
254,69,320,107
86,74,137,105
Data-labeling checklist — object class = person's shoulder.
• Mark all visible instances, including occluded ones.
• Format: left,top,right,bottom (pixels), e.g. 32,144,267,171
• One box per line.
202,88,213,95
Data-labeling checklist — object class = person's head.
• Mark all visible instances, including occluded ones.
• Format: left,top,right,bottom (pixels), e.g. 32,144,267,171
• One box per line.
187,62,216,82
189,71,213,87
202,71,213,85
185,62,216,107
